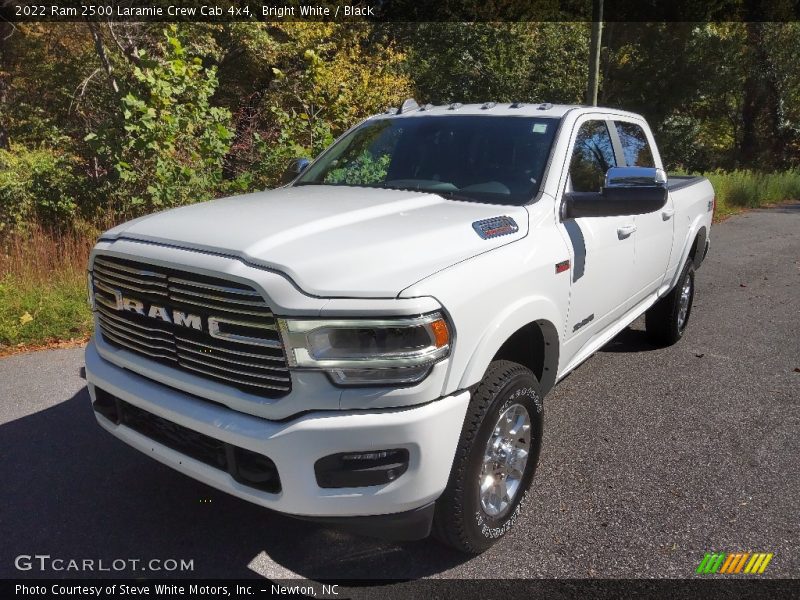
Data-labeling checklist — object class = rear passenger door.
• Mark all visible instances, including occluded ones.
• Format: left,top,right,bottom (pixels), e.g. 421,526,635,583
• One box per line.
613,120,675,297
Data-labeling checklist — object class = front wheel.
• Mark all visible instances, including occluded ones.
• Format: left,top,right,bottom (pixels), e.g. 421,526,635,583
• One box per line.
645,259,695,346
433,360,543,554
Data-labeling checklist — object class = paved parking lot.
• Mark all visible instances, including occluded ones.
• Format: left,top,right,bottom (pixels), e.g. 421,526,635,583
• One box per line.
1,204,798,581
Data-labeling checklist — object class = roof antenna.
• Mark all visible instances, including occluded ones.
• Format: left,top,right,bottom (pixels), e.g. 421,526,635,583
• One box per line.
399,98,420,114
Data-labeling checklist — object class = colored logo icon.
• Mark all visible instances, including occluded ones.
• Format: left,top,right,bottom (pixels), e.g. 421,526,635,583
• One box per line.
696,552,774,574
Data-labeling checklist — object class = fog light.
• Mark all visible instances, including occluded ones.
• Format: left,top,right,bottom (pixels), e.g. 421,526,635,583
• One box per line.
92,387,119,423
232,447,281,493
315,449,409,488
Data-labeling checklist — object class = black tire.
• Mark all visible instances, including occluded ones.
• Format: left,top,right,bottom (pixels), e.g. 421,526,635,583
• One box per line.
645,259,695,346
433,360,543,554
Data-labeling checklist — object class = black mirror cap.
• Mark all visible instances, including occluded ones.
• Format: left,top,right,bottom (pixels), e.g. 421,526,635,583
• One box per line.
564,186,667,219
281,157,311,185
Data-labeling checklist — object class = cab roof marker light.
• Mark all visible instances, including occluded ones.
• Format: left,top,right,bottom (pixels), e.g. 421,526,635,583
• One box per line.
399,98,420,114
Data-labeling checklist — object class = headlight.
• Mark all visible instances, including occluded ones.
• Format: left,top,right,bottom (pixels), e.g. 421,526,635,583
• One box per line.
278,312,451,386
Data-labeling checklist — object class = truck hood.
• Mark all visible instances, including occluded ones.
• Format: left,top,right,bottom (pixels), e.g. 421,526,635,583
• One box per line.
103,185,529,297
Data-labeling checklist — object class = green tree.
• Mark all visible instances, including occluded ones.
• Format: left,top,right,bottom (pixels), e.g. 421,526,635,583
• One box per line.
89,26,233,215
404,23,589,105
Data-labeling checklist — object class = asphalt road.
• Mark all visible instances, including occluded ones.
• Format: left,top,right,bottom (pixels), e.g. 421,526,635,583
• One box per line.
1,204,798,584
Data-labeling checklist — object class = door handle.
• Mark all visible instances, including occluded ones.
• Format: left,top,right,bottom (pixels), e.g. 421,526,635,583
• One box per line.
662,208,675,220
617,224,636,239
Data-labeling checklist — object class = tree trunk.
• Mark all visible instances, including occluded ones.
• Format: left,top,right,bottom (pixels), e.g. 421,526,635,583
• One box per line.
87,22,120,96
586,0,603,106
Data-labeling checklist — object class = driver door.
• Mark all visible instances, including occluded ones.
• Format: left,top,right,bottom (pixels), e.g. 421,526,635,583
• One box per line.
559,118,638,343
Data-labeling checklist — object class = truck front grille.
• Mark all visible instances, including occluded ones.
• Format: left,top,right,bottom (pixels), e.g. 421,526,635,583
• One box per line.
91,255,291,398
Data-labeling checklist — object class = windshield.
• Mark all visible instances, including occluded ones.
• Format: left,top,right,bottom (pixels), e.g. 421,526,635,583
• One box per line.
295,115,559,205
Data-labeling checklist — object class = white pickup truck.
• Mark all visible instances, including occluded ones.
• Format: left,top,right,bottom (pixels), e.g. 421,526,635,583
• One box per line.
85,101,713,553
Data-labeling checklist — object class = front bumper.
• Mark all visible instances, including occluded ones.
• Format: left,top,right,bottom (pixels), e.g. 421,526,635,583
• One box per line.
85,342,469,531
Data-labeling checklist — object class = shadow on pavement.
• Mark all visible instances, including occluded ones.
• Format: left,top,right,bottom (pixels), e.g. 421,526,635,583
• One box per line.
0,389,470,580
599,326,660,354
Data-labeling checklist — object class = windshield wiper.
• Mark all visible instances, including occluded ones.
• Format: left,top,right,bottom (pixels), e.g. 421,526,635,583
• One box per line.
293,181,474,202
381,184,473,202
430,190,475,202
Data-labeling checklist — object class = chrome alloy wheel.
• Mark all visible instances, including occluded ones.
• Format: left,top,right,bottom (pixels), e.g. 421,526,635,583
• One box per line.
479,403,532,518
677,274,693,331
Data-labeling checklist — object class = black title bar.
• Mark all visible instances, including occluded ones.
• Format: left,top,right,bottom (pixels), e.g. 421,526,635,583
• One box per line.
2,0,800,22
4,579,800,600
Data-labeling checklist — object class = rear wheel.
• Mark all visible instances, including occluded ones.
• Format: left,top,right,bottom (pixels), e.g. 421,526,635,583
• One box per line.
433,360,543,553
645,259,695,346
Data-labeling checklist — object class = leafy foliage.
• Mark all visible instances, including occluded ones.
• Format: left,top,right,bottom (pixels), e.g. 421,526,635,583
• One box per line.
0,145,81,233
403,23,588,105
0,21,798,237
2,22,800,347
325,152,391,185
88,26,234,214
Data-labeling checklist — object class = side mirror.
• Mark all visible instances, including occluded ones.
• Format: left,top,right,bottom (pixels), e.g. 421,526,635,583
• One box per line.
281,157,310,185
564,166,668,219
605,166,667,188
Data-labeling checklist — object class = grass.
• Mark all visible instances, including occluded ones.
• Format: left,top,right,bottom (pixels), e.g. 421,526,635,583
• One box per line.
704,169,800,221
1,169,799,351
0,224,95,352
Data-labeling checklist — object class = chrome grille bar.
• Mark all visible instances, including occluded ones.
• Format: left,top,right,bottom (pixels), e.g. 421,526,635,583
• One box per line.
169,277,261,296
175,337,286,362
166,287,268,307
176,345,290,372
168,296,273,317
99,328,177,361
93,271,169,296
97,305,172,338
181,364,291,392
178,354,291,383
94,257,167,279
93,265,169,289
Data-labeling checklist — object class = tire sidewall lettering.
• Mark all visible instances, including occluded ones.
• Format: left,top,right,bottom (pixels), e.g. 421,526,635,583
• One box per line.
473,379,541,540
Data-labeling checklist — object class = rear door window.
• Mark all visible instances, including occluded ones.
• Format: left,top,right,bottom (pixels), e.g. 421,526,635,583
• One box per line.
615,121,655,167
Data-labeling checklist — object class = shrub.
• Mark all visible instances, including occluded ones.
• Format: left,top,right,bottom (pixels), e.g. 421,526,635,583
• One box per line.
705,169,800,213
0,145,81,235
88,26,234,215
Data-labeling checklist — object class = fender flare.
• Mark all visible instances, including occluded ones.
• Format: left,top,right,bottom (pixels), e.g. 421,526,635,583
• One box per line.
667,217,707,291
458,295,563,396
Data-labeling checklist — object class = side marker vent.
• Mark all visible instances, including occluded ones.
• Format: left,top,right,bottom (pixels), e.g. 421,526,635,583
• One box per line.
472,216,519,239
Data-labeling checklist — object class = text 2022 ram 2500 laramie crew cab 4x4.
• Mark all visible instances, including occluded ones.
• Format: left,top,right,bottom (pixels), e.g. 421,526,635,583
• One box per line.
85,101,713,553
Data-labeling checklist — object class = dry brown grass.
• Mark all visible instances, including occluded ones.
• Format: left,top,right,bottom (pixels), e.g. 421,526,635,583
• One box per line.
1,223,97,282
1,224,98,350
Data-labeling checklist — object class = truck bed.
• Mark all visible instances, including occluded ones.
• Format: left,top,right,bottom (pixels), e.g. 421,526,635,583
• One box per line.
667,175,707,192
